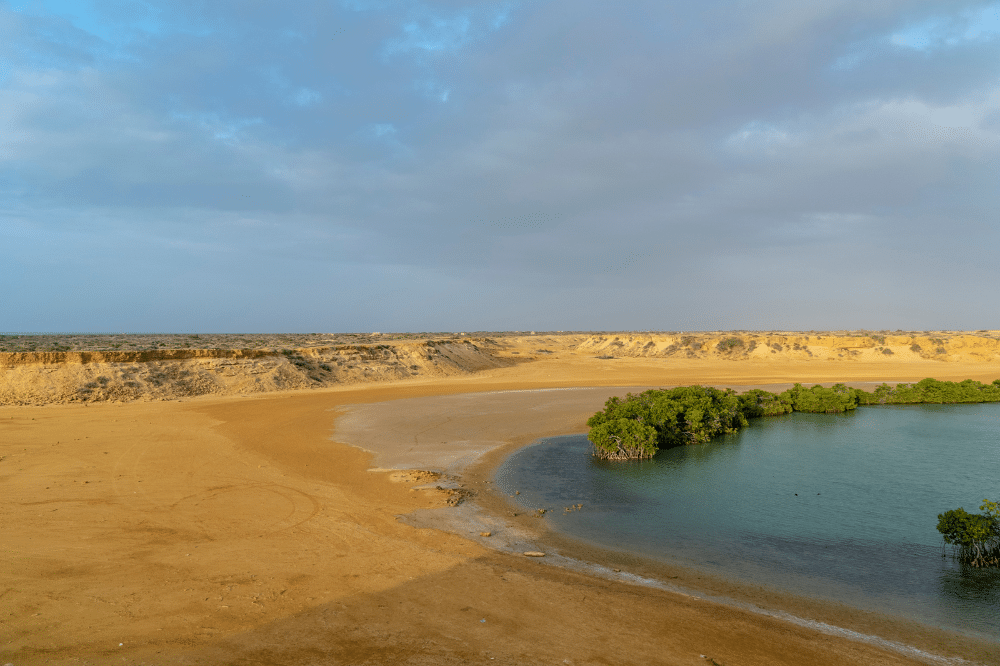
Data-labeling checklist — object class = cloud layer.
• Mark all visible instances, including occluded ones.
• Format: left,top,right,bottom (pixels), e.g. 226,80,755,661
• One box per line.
2,0,999,332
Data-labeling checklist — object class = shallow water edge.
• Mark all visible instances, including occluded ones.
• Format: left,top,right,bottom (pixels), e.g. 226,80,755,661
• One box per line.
336,385,1000,665
470,436,999,665
496,407,1000,641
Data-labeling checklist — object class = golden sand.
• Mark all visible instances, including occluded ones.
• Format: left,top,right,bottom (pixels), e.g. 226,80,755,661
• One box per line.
3,333,999,665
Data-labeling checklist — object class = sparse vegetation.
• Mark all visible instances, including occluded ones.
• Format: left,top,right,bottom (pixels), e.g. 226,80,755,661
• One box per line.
0,331,566,353
717,337,744,351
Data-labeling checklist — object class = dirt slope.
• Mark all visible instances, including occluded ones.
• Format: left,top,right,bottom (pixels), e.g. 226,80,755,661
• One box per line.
0,339,515,406
4,331,1000,407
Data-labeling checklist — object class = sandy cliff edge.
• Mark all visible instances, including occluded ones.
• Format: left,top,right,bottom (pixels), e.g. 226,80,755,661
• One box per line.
4,331,1000,406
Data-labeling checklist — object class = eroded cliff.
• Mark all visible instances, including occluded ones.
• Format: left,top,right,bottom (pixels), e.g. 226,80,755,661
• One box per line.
0,339,514,405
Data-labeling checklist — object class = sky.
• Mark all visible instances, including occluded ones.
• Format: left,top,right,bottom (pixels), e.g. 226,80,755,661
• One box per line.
2,0,999,333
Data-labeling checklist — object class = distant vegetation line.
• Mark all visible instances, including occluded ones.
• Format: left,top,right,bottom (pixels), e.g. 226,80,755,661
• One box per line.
586,378,1000,461
0,331,561,353
4,329,999,354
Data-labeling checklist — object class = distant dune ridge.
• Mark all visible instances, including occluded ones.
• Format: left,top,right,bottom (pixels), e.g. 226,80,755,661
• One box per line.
577,331,1000,362
2,331,1000,406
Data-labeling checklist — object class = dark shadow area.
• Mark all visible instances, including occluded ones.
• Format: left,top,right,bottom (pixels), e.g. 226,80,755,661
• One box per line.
128,550,999,666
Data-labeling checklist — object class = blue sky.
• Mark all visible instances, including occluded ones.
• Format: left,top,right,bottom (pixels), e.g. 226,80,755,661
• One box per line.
2,0,999,333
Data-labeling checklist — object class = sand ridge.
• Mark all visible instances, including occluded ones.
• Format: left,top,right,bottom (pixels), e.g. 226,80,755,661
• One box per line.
4,330,1000,407
3,334,1000,665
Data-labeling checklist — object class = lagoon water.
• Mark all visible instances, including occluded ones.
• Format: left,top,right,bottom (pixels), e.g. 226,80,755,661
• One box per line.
496,403,1000,641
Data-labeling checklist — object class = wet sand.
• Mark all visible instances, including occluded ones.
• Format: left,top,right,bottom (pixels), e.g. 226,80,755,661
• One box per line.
4,354,999,665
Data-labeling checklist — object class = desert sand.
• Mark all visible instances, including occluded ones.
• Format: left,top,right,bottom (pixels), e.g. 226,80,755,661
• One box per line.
3,332,1000,665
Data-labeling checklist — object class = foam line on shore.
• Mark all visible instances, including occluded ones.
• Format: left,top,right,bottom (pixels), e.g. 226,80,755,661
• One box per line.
567,561,975,666
342,385,993,664
414,500,977,666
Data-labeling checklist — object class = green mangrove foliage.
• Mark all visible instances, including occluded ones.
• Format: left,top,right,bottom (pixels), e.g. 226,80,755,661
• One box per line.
586,386,748,460
937,500,1000,567
784,382,859,413
587,378,1000,460
738,388,793,417
856,378,1000,405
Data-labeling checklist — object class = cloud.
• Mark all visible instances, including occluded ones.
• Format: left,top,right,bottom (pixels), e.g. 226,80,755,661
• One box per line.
889,2,1000,51
2,0,999,331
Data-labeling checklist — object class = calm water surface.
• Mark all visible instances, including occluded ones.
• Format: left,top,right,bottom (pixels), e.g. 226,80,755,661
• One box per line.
496,403,1000,641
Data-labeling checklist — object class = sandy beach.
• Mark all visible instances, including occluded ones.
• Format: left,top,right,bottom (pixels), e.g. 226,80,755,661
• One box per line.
4,334,1000,665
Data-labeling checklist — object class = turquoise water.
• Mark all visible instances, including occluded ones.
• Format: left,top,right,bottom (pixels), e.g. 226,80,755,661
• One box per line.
495,403,1000,641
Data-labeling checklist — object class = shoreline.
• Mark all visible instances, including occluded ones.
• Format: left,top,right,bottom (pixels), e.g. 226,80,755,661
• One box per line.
333,382,998,665
475,435,997,663
6,352,1000,664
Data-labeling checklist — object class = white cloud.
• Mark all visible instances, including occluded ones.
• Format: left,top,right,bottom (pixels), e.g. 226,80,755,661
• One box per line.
3,0,1000,331
371,123,397,138
890,2,1000,51
724,121,796,155
380,2,516,60
387,14,471,54
857,94,1000,148
293,87,322,106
